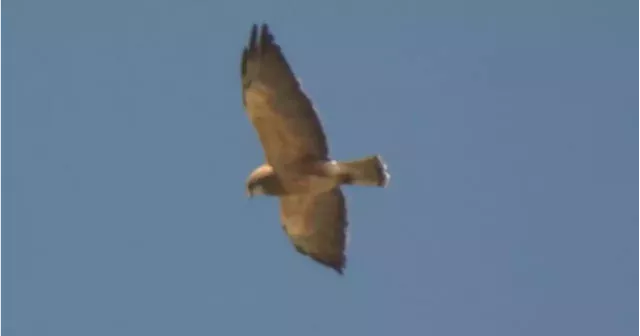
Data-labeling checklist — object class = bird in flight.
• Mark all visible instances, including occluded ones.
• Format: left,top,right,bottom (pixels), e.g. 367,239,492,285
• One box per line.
240,23,390,274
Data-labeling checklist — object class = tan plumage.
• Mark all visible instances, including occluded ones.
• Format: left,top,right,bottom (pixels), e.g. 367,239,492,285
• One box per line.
241,24,328,168
241,23,390,274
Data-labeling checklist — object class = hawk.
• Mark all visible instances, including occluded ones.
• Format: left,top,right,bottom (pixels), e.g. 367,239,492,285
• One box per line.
241,23,390,274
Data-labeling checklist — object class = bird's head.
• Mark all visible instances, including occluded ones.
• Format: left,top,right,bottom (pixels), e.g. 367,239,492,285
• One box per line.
246,179,267,198
246,164,278,198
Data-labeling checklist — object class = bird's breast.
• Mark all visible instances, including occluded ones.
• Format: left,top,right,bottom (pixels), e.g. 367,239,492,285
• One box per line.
277,173,339,195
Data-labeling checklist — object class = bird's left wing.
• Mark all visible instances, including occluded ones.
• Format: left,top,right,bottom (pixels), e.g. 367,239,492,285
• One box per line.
279,188,348,274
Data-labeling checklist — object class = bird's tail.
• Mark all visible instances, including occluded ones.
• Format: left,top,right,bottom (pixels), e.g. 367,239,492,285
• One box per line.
335,155,390,187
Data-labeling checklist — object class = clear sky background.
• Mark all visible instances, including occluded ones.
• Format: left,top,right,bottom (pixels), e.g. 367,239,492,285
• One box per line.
3,0,637,335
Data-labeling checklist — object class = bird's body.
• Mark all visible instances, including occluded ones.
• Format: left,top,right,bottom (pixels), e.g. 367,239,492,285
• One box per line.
240,23,390,274
248,164,339,195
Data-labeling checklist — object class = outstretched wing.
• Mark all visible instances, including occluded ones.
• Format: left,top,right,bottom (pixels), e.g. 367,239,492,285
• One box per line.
279,188,348,274
241,23,329,168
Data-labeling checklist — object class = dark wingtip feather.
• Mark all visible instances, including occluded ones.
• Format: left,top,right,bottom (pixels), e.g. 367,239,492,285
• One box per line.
240,48,248,76
242,24,259,79
259,23,274,50
296,245,347,276
328,256,346,275
249,23,258,50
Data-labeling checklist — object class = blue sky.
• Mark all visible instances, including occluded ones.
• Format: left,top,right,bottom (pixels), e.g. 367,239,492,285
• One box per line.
3,0,637,335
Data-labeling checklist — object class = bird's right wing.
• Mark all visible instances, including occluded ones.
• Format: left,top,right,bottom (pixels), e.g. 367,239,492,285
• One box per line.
241,24,330,168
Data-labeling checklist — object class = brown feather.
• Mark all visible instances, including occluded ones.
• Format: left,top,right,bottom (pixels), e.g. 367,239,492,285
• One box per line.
240,24,329,169
279,188,348,274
